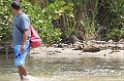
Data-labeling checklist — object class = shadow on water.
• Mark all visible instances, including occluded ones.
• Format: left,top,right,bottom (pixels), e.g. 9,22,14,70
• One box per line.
0,54,124,81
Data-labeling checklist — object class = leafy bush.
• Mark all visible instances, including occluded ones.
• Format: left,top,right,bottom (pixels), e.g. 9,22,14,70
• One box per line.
107,28,124,41
97,0,124,41
1,0,124,44
41,0,74,41
22,1,63,43
0,0,62,43
0,0,13,43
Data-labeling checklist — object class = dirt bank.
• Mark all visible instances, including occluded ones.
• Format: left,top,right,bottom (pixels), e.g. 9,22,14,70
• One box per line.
29,42,124,64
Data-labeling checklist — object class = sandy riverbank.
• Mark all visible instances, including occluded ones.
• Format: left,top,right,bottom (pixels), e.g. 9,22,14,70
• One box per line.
29,43,124,64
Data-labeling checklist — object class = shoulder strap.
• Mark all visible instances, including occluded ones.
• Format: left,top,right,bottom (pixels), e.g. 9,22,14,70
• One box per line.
16,24,23,34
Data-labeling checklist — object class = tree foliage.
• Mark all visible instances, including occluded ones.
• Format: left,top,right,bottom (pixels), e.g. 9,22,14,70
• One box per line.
0,0,13,44
0,0,124,45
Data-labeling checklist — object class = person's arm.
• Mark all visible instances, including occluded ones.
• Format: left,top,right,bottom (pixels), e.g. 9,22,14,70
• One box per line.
20,17,30,53
22,29,28,45
21,29,28,53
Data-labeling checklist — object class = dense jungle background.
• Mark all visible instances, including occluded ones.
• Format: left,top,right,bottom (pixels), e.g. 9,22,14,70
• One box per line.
0,0,124,50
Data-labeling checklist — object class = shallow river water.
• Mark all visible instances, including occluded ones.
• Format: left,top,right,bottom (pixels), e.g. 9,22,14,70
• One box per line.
0,54,124,81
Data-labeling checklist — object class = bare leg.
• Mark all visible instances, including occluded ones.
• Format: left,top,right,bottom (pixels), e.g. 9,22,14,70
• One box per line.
18,68,23,80
18,66,28,80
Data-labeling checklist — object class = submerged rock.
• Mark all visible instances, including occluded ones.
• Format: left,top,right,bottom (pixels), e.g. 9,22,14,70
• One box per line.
68,35,80,44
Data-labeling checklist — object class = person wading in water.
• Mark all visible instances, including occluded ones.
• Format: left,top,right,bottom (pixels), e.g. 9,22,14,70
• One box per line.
11,1,31,81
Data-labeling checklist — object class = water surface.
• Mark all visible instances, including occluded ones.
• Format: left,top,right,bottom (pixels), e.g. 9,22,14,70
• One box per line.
0,54,124,81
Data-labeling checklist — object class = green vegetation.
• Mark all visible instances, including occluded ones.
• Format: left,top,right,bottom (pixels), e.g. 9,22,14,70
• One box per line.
0,0,13,43
0,0,124,44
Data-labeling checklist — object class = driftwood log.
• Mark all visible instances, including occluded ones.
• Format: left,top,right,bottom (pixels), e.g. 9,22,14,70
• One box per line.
83,44,100,52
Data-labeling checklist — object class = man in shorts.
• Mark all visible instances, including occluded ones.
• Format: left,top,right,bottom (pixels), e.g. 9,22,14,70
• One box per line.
11,1,31,81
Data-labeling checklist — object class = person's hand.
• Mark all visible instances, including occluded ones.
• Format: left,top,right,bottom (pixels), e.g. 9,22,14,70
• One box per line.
10,43,14,48
20,45,25,53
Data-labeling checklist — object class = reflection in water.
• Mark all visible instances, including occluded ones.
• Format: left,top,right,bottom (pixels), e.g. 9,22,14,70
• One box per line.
0,55,124,81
